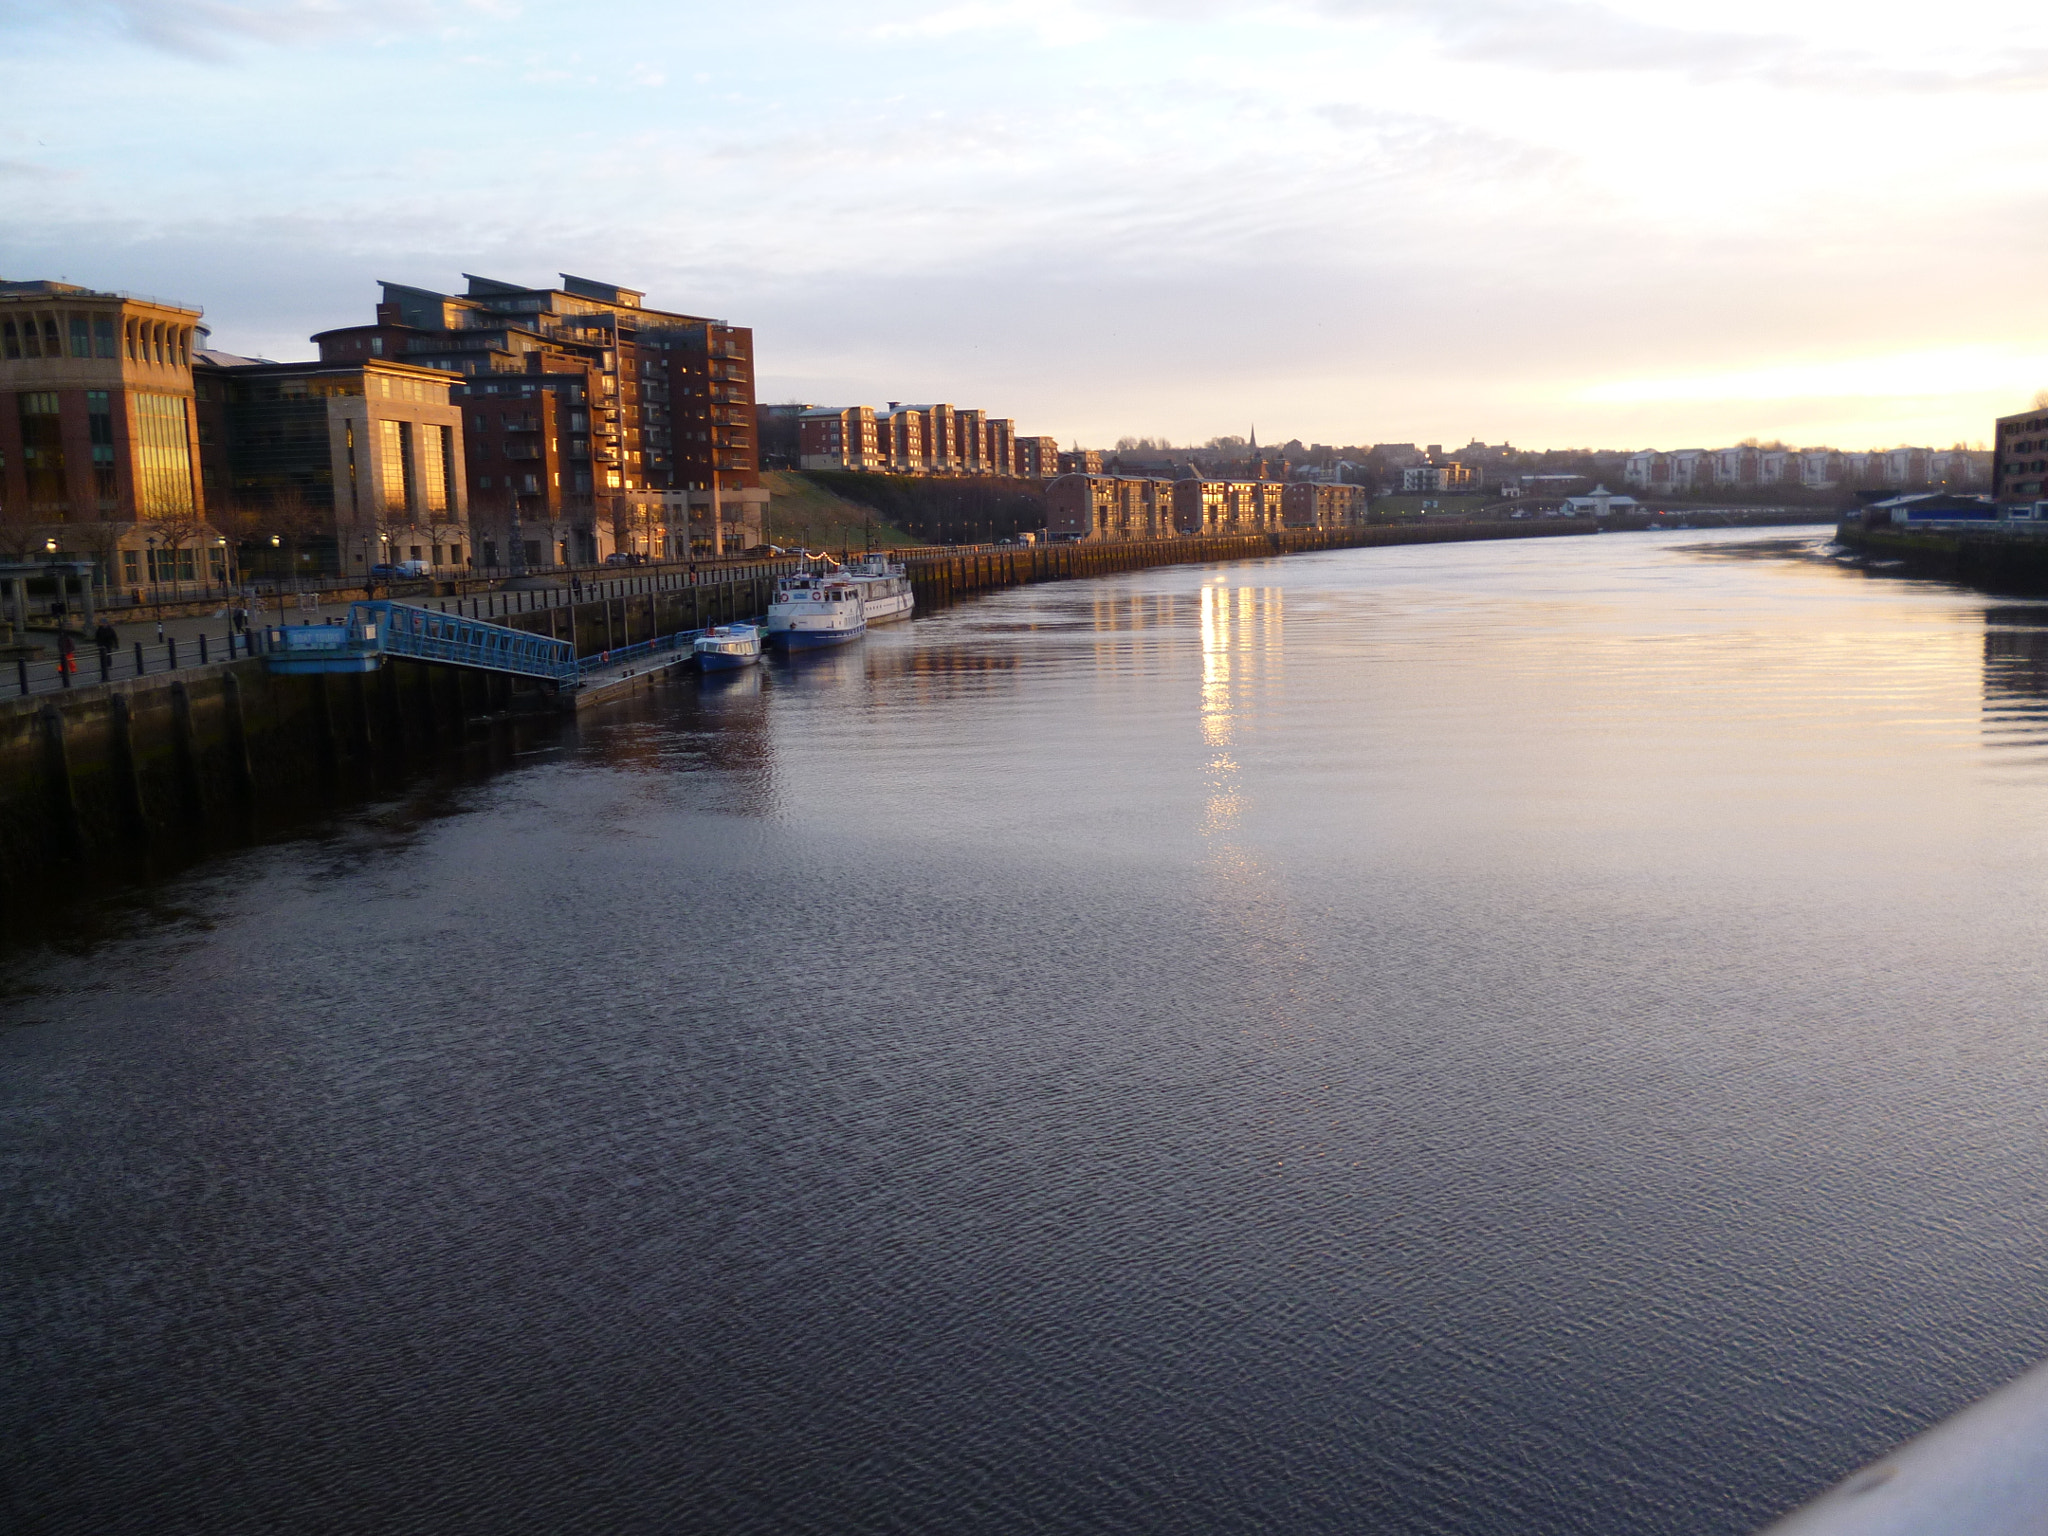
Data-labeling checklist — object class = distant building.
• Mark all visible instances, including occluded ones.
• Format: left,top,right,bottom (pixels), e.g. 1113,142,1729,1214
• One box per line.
1282,482,1367,529
1058,449,1105,476
0,279,224,591
1045,474,1175,541
1173,477,1283,536
1626,443,1987,493
1558,485,1638,518
1402,462,1473,493
798,406,882,472
1872,493,1999,526
1016,436,1060,479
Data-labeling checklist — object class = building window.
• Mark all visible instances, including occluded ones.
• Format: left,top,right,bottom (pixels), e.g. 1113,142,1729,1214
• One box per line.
133,393,196,517
69,315,91,357
95,317,116,358
19,391,68,514
86,389,117,503
417,420,448,513
378,418,413,513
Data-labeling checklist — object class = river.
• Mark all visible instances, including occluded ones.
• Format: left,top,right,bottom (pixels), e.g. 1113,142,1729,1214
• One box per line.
8,526,2048,1534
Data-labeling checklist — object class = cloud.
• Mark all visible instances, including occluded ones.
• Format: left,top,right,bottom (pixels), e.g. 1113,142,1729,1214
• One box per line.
0,157,73,180
0,0,436,58
1076,0,2048,93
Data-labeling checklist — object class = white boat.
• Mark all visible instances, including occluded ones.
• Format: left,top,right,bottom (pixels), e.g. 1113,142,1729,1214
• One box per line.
765,573,866,650
840,555,915,624
694,623,763,671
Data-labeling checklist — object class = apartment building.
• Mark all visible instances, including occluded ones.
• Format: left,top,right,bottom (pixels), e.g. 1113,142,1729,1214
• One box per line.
1059,450,1105,476
786,396,1043,477
799,406,883,472
876,404,925,473
1176,477,1284,536
314,273,764,564
0,279,223,588
1282,482,1367,530
194,354,469,575
986,418,1016,479
1017,436,1060,479
1045,474,1176,541
1996,406,2048,502
1626,444,1988,493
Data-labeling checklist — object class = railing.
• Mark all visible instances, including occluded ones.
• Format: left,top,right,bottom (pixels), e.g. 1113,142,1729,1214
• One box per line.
8,628,258,699
352,601,579,682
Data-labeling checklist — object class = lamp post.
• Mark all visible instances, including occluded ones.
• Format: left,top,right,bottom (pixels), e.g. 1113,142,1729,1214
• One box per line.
146,534,159,616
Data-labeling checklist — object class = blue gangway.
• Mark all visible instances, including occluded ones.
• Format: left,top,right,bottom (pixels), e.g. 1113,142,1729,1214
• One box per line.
263,600,580,684
356,600,579,682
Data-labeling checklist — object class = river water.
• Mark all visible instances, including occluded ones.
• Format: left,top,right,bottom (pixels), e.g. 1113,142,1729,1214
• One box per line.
9,527,2048,1534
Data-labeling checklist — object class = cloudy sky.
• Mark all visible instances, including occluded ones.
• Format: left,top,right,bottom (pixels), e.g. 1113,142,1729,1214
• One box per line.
3,0,2044,450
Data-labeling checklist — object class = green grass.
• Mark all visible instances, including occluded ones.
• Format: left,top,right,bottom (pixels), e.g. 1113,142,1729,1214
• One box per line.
1371,493,1497,518
760,471,917,550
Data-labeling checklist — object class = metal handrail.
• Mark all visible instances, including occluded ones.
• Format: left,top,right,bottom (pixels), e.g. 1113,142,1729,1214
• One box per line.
353,600,578,682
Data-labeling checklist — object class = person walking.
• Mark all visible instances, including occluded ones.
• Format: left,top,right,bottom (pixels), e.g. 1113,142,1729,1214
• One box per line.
56,629,76,686
93,621,117,682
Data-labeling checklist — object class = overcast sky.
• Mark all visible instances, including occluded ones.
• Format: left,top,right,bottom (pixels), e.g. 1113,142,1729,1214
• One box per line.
3,0,2044,451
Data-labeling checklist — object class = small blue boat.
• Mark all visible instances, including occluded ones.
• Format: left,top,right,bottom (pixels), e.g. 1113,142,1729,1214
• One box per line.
694,623,764,671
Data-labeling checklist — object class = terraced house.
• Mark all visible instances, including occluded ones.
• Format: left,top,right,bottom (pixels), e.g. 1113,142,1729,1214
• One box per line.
0,279,227,596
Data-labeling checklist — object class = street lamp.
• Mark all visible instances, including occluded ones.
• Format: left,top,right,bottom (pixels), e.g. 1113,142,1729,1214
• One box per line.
146,534,159,614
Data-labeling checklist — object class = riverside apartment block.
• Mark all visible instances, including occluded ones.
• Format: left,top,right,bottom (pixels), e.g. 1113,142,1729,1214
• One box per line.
795,400,1059,480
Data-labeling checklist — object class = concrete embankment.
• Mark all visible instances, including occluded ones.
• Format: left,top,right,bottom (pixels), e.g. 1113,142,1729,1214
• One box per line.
0,567,782,890
1834,523,2048,595
900,522,1589,607
0,521,1584,890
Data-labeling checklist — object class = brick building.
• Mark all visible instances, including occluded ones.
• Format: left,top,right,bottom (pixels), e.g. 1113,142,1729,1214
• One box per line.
1175,477,1283,536
0,280,224,592
1282,482,1367,530
1045,475,1176,542
1994,408,2048,502
1017,436,1060,479
313,273,763,566
799,406,883,472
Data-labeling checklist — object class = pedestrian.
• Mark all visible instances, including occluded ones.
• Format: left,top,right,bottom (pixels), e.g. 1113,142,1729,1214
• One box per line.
93,620,117,682
155,618,166,644
232,606,247,635
56,629,75,684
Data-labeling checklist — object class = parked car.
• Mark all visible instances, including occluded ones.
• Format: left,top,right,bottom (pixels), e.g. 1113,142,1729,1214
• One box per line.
604,552,646,566
369,563,405,579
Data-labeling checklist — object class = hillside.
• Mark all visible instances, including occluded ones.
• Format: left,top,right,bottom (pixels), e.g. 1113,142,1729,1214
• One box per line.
760,471,917,551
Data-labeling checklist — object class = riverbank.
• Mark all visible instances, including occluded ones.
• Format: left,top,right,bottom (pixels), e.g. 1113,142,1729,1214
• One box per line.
1834,522,2048,595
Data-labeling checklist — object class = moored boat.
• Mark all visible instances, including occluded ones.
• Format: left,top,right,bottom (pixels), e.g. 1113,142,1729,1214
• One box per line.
840,555,915,625
766,573,866,650
694,623,764,671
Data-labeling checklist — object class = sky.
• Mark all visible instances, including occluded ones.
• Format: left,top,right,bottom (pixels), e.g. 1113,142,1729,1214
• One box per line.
3,0,2046,452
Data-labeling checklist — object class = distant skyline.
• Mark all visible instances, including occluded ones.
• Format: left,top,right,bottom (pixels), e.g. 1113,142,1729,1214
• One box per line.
4,0,2044,451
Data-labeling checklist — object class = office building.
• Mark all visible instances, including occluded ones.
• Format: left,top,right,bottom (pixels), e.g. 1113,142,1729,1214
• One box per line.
0,279,223,591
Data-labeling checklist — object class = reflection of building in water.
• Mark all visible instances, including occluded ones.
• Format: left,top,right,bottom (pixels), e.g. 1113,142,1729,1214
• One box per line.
1982,612,2048,738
